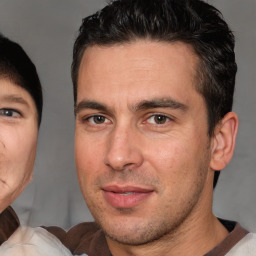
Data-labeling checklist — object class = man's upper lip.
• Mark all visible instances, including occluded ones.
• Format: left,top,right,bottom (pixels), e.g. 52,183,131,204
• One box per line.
102,185,154,193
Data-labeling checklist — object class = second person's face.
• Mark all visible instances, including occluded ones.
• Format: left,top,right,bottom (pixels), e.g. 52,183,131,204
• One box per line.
0,78,38,212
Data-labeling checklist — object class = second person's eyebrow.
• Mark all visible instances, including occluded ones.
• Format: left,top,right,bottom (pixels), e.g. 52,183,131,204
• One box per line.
0,94,29,106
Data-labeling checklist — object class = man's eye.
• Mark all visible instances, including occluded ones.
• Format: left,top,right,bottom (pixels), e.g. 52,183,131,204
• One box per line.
147,114,170,125
0,109,21,118
87,115,110,124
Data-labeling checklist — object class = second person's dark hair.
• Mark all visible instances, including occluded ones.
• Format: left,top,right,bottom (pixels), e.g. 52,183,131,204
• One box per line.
0,34,43,125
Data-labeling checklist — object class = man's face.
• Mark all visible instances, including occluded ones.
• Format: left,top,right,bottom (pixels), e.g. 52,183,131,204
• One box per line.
75,40,215,245
0,79,38,212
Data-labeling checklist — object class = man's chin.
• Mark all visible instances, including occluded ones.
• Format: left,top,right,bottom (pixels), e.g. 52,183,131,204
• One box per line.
105,231,151,246
98,218,170,247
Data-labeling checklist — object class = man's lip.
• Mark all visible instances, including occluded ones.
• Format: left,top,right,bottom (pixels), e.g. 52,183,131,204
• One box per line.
102,185,154,193
102,185,154,208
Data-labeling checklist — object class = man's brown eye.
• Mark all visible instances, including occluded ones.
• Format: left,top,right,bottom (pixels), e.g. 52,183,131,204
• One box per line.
154,115,168,124
147,114,170,125
93,115,106,124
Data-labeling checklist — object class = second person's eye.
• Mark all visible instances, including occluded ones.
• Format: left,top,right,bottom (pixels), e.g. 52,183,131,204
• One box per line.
0,108,21,118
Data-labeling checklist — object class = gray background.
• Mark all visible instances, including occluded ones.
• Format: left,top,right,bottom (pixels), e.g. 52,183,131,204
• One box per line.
0,0,255,231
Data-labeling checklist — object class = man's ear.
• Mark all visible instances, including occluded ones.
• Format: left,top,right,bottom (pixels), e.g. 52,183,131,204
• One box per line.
210,112,239,170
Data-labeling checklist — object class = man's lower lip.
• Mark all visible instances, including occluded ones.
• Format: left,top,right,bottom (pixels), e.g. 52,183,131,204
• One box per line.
103,191,153,208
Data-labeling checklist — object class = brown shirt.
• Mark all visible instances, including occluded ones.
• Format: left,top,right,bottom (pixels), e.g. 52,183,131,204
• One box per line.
0,206,20,245
0,208,249,255
44,219,249,256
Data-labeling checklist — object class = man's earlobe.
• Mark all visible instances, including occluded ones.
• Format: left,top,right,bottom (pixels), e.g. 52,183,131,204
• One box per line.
210,112,239,170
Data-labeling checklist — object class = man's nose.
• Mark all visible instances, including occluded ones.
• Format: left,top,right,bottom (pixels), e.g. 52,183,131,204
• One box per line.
104,125,143,171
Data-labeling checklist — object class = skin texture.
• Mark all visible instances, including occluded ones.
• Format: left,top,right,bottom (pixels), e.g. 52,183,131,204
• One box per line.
75,40,238,256
0,79,38,213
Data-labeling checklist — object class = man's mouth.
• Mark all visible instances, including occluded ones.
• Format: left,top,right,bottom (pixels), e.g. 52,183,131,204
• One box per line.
102,185,154,208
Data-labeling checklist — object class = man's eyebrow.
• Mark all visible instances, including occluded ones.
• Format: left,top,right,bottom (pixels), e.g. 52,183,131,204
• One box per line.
75,100,108,115
0,95,29,106
133,98,188,112
75,98,188,115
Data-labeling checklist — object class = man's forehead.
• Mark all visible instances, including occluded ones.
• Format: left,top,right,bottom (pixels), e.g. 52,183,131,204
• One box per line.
78,40,199,80
76,40,201,108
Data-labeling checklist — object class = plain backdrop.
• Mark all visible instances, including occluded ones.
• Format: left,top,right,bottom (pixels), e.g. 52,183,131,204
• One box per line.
0,0,255,231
